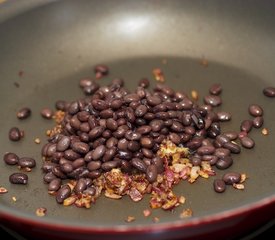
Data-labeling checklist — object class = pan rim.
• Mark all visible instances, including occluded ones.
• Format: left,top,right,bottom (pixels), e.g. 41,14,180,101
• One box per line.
0,194,274,233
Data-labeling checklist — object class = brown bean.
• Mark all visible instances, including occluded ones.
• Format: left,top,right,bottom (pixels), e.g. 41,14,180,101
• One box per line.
9,173,28,185
263,86,275,97
240,136,255,149
146,165,158,183
3,152,19,165
9,127,22,141
253,116,264,128
17,107,31,119
18,157,36,168
213,179,226,193
240,120,253,133
216,156,233,170
92,145,106,160
48,178,62,191
56,185,71,203
248,104,263,117
222,172,241,185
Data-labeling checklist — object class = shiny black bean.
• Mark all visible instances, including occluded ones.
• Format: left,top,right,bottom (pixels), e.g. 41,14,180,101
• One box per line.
150,120,164,132
170,121,184,132
131,158,147,172
70,115,81,129
40,108,53,119
18,157,36,168
92,99,108,111
106,118,118,131
141,148,154,158
186,137,203,150
72,158,85,169
43,172,57,183
191,111,205,129
89,126,105,139
48,178,62,191
75,178,87,194
178,98,193,110
71,141,90,154
216,156,233,170
56,136,71,152
137,126,152,135
9,173,28,185
118,150,132,160
214,148,231,158
216,134,230,146
209,83,222,95
83,186,96,196
217,111,231,121
102,147,117,162
3,152,19,165
213,179,226,193
168,133,180,145
223,142,241,154
191,156,202,166
207,122,221,138
124,93,140,103
263,86,275,97
138,78,150,88
68,101,79,115
77,111,90,122
223,131,238,141
222,172,241,185
240,136,255,149
101,160,120,171
240,120,253,133
100,109,114,119
87,161,101,171
60,163,74,173
56,185,71,204
125,131,142,141
204,95,222,107
64,149,80,161
140,137,154,149
146,165,158,183
197,146,215,155
87,170,102,179
9,127,22,141
17,107,31,119
253,116,264,128
120,160,132,173
202,155,218,165
147,95,162,106
135,105,147,117
127,141,140,152
106,137,118,148
248,104,263,117
52,166,67,179
92,145,106,160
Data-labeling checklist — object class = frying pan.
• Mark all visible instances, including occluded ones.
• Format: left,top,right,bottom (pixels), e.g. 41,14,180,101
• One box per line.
0,0,275,239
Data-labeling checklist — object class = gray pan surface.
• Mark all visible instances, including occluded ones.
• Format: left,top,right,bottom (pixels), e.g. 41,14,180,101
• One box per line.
0,0,275,238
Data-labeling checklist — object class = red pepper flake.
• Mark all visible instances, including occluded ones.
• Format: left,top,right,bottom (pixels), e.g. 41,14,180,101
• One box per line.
125,216,135,223
153,68,165,82
36,207,47,217
143,209,151,217
0,187,8,194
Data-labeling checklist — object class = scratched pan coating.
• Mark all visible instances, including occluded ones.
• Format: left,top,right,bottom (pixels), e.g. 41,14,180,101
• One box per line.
0,1,275,239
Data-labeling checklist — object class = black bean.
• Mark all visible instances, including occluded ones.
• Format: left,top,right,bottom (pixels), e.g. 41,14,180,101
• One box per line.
216,156,233,170
146,165,158,183
178,98,193,110
191,111,205,129
9,127,22,141
56,136,71,152
60,163,74,173
102,147,117,162
64,149,80,161
214,148,231,158
186,137,202,150
209,83,222,95
240,120,253,133
106,137,118,148
48,178,62,191
263,86,275,97
147,95,162,106
87,161,101,171
140,137,154,149
216,134,230,146
71,141,90,154
150,120,164,132
43,172,57,183
72,158,85,169
101,160,120,171
94,64,109,76
100,109,114,119
197,146,215,155
118,150,132,160
223,142,241,154
168,133,181,145
131,158,147,172
75,178,87,194
17,107,31,119
135,105,147,117
70,115,81,129
9,173,28,185
204,95,222,107
55,100,68,111
207,122,221,138
213,179,226,193
201,155,218,165
191,156,202,166
83,186,96,196
92,145,106,160
138,78,150,88
3,152,19,165
41,108,53,119
223,131,238,141
170,121,184,132
217,111,231,121
56,185,71,203
18,157,36,168
125,131,141,141
253,116,264,128
240,136,255,149
248,104,263,117
127,141,140,152
89,126,105,139
106,118,118,131
222,172,241,185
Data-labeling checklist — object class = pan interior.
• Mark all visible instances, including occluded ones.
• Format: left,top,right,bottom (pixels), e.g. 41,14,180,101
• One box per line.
0,0,275,228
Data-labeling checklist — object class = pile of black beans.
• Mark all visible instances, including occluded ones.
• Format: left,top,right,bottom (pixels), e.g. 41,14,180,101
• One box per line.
41,77,261,192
